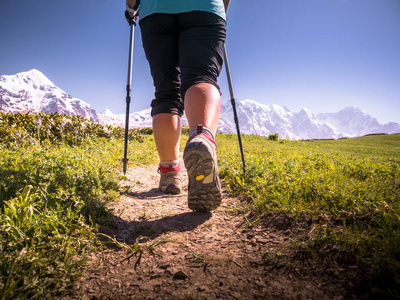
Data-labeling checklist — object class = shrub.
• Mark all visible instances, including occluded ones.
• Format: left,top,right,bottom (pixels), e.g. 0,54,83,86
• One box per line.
268,133,278,141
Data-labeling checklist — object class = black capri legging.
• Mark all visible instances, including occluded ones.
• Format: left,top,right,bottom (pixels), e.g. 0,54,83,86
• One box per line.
139,11,227,117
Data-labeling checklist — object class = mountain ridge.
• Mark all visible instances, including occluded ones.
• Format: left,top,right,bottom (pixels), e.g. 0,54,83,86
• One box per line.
1,69,399,139
0,69,99,122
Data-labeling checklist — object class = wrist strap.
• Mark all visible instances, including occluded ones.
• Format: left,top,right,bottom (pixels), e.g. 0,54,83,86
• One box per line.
126,3,136,13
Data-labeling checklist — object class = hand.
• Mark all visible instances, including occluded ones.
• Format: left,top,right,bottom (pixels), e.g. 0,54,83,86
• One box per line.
125,10,138,26
125,0,139,25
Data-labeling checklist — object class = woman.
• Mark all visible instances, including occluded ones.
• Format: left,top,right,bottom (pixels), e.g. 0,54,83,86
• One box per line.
126,0,230,212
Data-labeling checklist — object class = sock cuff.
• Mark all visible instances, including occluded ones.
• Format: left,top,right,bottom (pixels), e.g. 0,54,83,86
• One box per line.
188,125,214,139
188,125,216,147
159,161,181,174
160,160,180,167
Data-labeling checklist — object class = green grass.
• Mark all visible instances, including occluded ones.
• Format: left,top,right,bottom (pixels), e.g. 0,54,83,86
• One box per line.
1,111,399,298
0,112,158,298
217,133,400,297
305,134,400,162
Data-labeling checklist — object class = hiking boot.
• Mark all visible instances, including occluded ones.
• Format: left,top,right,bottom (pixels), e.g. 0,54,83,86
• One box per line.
158,164,182,194
183,126,222,212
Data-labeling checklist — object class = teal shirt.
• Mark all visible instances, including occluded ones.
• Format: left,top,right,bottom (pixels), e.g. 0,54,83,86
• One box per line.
139,0,226,21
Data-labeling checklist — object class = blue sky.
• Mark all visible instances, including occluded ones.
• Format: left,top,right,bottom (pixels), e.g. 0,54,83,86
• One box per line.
1,0,400,124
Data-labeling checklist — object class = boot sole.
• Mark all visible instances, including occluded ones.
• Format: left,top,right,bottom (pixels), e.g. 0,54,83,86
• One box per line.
161,183,181,195
183,139,222,212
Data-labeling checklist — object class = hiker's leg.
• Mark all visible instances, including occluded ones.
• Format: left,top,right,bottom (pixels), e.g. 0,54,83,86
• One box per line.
178,11,226,211
183,86,222,211
152,113,181,161
178,12,226,136
184,82,221,136
153,113,182,195
140,14,183,193
140,14,183,162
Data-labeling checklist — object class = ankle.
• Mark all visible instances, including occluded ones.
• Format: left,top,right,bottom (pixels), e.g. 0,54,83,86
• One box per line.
188,125,216,147
159,160,181,173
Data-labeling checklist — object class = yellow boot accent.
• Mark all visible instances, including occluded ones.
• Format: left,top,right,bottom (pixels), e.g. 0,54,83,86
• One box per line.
196,175,205,181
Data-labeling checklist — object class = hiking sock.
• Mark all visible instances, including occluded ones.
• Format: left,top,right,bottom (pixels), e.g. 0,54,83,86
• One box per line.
188,125,216,146
159,160,180,173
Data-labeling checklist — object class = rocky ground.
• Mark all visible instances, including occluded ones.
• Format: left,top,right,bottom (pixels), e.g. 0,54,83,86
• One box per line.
65,165,361,299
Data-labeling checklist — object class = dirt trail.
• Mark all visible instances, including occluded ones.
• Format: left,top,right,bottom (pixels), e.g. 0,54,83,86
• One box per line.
73,165,351,299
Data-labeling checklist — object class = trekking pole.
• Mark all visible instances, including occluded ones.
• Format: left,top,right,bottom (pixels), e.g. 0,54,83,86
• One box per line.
223,45,246,173
122,12,137,175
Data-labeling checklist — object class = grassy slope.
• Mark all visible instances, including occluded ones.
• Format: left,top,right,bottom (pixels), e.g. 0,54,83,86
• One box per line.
1,110,399,298
0,112,159,298
217,133,400,298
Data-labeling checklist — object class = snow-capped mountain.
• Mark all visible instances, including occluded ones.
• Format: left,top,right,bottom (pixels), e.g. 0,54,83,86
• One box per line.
218,100,343,140
0,69,99,122
99,107,155,128
2,69,399,139
316,106,400,137
99,99,400,140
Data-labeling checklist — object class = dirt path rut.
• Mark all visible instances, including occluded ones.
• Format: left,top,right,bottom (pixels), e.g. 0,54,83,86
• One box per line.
73,165,349,299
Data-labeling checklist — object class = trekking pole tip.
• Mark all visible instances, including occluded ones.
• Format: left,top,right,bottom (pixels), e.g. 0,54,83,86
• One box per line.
122,157,129,175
